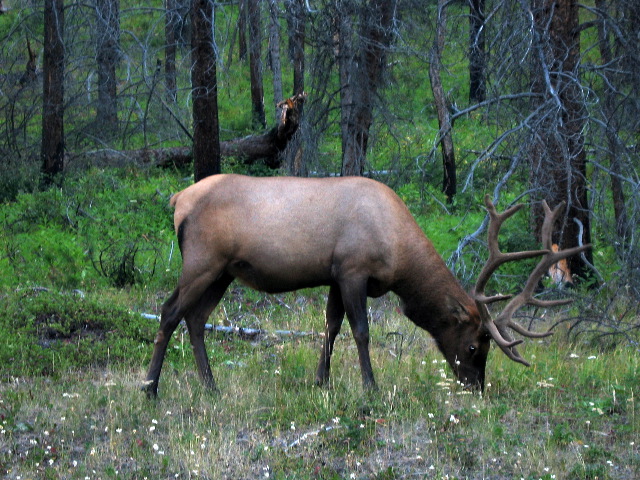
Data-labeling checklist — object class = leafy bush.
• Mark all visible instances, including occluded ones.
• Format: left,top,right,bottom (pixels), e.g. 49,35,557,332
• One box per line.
0,168,184,290
0,288,156,379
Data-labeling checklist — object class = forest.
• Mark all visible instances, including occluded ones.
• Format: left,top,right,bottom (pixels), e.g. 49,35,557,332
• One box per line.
0,1,638,479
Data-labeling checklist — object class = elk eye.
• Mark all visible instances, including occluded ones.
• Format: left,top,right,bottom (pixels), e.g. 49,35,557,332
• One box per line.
469,345,476,353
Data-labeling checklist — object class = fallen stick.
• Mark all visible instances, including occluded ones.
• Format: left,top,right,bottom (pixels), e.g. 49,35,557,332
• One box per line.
141,313,321,339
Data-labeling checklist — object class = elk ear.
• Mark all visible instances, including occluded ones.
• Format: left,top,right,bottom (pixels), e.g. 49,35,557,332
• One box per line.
445,296,471,323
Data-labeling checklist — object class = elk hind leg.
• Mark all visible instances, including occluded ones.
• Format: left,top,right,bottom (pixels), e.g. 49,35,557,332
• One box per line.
184,273,233,392
144,287,186,397
340,279,376,390
315,284,345,386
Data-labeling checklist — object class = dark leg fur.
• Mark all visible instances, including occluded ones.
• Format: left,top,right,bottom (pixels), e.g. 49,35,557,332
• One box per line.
340,279,376,389
315,284,345,386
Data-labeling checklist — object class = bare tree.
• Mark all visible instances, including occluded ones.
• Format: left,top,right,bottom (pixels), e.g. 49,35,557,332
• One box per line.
338,0,397,176
429,0,456,202
594,0,628,242
287,0,305,96
268,0,283,123
41,0,65,186
165,0,178,102
94,0,120,136
191,0,220,180
527,0,593,281
248,0,266,128
468,0,485,102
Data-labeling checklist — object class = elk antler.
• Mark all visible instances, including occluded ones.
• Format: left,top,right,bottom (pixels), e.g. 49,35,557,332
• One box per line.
474,195,591,366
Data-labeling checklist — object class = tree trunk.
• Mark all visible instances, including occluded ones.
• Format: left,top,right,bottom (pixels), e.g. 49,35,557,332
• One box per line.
284,0,306,176
529,0,593,281
595,0,628,243
238,0,247,60
95,0,119,135
429,0,456,202
287,0,305,96
165,0,178,102
469,0,486,103
41,0,65,186
339,0,396,177
248,0,266,128
191,0,221,181
268,0,283,124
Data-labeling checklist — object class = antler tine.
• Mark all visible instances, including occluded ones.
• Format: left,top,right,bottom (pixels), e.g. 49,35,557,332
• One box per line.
474,195,548,301
490,200,592,343
475,196,592,365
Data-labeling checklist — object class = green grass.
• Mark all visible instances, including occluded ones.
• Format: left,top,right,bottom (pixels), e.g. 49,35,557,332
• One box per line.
0,167,637,478
0,293,637,479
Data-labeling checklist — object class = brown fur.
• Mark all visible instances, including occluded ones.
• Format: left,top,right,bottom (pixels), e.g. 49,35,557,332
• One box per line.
549,244,574,286
144,174,490,396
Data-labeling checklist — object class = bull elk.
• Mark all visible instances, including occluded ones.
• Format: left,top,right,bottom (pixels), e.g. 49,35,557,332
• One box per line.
143,174,589,397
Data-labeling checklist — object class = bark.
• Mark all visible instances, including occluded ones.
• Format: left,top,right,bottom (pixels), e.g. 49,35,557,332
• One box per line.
95,0,119,134
284,0,306,176
41,0,65,186
268,0,283,123
238,0,247,60
469,0,486,103
248,0,266,128
66,93,306,170
191,0,221,181
165,0,178,102
595,0,628,243
528,0,593,281
339,0,396,177
287,0,305,96
429,0,456,202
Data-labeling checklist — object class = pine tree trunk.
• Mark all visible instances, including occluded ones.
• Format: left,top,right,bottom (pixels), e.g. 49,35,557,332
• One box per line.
95,0,119,135
41,0,65,186
191,0,221,181
165,0,178,102
430,0,456,202
469,0,486,103
268,0,283,124
529,0,593,281
248,0,266,128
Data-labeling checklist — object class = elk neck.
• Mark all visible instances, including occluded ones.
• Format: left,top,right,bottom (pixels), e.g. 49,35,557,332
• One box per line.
391,239,476,337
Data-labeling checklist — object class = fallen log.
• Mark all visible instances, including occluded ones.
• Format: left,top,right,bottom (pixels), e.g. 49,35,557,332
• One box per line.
66,93,306,171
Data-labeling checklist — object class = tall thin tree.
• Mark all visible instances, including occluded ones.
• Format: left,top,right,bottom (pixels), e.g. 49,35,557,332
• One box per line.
429,0,456,202
469,0,486,102
528,0,593,280
95,0,120,135
165,0,178,102
248,0,266,128
41,0,65,186
191,0,221,181
339,0,396,176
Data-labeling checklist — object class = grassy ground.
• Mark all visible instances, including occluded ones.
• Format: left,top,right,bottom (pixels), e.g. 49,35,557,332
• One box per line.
0,291,637,480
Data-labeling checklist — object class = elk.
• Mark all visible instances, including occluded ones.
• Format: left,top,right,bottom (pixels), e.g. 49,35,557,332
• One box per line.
143,174,589,397
548,244,574,287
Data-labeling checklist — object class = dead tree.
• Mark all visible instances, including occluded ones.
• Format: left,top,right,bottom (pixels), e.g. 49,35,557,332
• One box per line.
41,0,65,186
191,0,221,180
528,0,593,281
66,93,307,170
95,0,120,136
429,0,456,202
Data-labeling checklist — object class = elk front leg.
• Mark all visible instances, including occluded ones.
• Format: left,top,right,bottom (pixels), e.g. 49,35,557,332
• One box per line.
315,284,345,386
